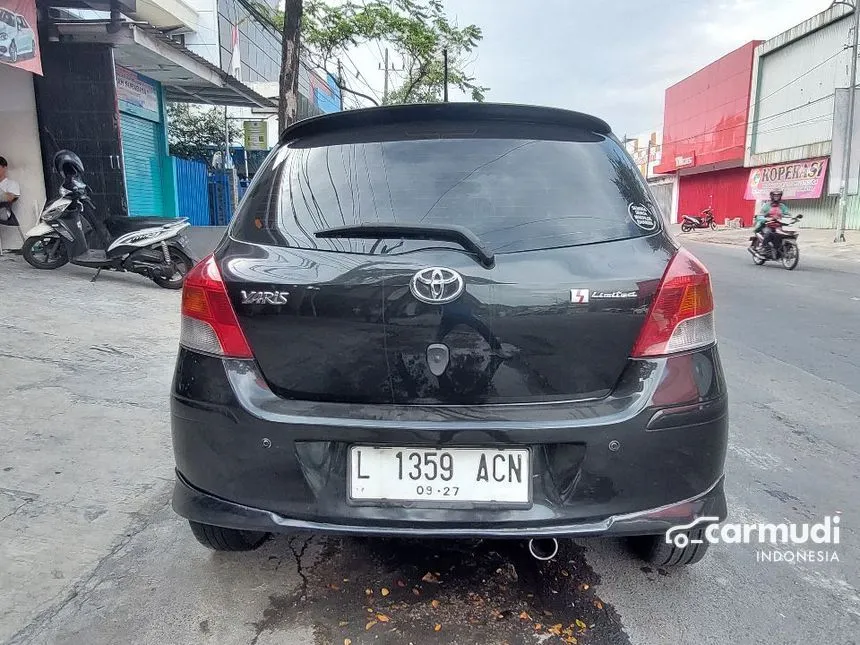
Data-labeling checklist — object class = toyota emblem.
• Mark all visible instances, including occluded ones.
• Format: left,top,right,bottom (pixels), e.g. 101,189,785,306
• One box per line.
409,267,465,304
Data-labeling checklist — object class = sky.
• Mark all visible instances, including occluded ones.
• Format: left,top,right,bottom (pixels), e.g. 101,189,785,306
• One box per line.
344,0,835,135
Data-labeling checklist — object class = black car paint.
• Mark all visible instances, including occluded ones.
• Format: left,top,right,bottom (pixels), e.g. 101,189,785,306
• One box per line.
171,103,728,538
220,236,672,405
171,345,727,536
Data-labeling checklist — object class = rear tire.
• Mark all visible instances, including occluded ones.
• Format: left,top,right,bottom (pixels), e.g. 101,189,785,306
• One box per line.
629,528,711,566
781,244,799,270
22,236,69,269
188,520,269,551
152,248,193,289
681,222,693,233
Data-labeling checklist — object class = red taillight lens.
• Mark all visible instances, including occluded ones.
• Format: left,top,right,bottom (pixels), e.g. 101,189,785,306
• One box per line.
631,248,715,358
179,255,253,358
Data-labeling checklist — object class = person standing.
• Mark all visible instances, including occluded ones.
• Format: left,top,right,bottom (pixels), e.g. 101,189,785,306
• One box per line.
0,156,21,222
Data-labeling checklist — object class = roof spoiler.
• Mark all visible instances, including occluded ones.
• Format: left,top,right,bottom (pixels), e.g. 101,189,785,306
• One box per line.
279,103,612,143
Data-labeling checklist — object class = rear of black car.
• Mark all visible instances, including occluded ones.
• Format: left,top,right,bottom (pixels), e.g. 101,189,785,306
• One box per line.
171,104,727,564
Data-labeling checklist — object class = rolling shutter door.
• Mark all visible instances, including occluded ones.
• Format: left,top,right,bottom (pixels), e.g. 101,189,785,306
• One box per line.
678,168,752,226
120,112,165,217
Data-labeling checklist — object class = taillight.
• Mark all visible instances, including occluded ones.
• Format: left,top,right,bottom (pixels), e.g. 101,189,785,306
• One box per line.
179,255,253,358
631,248,715,357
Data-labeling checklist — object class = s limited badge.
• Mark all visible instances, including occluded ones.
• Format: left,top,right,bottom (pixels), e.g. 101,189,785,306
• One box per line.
570,288,590,303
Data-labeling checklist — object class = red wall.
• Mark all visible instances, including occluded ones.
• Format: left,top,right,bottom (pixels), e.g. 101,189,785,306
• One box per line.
655,41,761,174
678,167,753,226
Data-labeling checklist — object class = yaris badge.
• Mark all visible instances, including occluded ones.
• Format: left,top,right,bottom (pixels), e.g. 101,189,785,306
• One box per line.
410,267,464,304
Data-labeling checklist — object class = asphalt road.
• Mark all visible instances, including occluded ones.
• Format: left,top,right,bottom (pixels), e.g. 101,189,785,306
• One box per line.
0,239,858,645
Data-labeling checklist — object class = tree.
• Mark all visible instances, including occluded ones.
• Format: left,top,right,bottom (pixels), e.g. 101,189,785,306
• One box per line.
279,0,303,132
166,104,241,162
264,0,487,108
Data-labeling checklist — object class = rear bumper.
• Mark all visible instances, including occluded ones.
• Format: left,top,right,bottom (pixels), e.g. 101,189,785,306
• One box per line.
173,469,726,538
171,347,729,536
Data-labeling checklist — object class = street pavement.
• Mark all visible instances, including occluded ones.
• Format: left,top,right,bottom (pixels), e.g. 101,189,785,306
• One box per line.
0,238,858,645
675,224,860,264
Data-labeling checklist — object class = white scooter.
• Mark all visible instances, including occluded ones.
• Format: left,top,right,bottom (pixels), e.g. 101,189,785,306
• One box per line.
22,150,195,289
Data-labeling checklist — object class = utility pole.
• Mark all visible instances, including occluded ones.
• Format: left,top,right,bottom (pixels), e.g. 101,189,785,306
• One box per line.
278,0,303,133
337,59,344,110
443,48,449,102
382,48,389,104
224,107,239,218
646,137,654,179
835,0,860,242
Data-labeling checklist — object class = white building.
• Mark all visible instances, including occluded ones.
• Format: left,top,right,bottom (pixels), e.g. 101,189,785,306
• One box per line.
624,129,677,226
183,0,341,152
746,4,860,230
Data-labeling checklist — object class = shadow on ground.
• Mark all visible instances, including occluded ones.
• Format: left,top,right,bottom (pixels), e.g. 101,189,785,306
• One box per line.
251,535,632,645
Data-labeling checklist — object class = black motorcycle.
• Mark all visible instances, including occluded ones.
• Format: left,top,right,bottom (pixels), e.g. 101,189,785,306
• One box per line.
748,214,803,271
21,150,195,289
680,207,717,232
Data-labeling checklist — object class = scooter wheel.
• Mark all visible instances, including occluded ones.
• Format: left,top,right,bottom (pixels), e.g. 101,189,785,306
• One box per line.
152,249,193,289
681,223,693,233
22,236,69,270
710,222,717,230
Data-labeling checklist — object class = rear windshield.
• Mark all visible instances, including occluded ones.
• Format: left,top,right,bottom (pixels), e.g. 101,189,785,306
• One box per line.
231,125,662,255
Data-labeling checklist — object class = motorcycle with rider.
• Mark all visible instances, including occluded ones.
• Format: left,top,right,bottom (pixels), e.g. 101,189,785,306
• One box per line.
749,188,803,270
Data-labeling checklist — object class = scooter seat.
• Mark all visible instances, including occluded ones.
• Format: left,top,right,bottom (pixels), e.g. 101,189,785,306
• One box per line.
106,217,185,237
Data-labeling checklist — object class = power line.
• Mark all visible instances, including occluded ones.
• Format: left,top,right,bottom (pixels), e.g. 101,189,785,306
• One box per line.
660,94,837,148
755,47,847,107
342,53,383,104
632,46,850,145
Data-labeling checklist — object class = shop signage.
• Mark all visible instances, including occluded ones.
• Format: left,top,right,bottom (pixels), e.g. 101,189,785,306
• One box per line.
744,157,829,201
675,153,696,169
115,65,159,114
0,0,41,75
243,120,268,151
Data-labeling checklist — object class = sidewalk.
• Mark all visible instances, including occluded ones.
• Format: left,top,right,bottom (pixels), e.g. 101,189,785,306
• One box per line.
672,224,860,264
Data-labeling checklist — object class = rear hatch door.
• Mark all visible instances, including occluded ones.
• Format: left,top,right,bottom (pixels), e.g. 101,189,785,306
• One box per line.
221,114,673,404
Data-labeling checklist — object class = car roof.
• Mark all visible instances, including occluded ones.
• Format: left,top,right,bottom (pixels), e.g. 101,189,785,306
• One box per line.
280,102,613,144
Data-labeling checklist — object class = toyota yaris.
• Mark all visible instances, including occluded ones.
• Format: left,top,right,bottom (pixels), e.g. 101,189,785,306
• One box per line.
171,103,727,566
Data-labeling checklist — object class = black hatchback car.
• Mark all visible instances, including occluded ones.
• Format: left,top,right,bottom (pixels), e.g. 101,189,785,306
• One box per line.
171,103,727,566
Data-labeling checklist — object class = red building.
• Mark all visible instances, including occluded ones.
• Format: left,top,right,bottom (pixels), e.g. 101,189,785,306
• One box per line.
655,41,762,226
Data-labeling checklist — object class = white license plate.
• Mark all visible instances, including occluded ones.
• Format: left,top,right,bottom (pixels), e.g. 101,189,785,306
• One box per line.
349,446,530,504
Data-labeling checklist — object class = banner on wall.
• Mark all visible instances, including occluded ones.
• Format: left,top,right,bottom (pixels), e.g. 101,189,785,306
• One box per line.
0,0,41,75
115,65,159,114
744,158,829,201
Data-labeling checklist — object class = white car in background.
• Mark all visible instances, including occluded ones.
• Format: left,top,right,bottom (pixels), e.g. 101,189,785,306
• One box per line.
0,10,36,64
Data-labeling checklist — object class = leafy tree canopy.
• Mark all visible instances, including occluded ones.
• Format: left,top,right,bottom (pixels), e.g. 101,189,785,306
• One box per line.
264,0,487,105
166,103,242,162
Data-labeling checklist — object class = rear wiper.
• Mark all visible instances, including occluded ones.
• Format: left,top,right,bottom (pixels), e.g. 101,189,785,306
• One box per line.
315,223,495,269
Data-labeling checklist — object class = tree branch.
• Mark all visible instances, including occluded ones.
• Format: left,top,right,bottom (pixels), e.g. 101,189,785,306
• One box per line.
401,62,428,103
337,83,380,106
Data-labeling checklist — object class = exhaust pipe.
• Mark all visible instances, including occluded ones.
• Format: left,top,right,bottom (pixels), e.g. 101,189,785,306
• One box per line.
527,538,559,561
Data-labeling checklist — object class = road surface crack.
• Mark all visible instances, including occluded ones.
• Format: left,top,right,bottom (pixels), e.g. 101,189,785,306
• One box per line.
288,535,313,602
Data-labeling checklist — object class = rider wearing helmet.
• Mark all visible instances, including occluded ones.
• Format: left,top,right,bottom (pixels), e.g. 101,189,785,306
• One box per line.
755,189,790,257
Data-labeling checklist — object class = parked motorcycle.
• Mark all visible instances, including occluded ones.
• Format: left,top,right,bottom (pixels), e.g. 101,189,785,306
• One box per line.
22,150,195,289
748,214,803,270
680,207,717,232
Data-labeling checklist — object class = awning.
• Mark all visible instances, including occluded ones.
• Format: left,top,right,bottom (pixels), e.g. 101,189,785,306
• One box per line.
52,20,277,109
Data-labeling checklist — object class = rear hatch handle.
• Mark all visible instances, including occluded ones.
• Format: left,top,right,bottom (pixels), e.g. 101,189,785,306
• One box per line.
315,223,496,269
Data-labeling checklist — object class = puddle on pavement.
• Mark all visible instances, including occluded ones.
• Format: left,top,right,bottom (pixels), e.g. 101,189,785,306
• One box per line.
250,536,631,645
